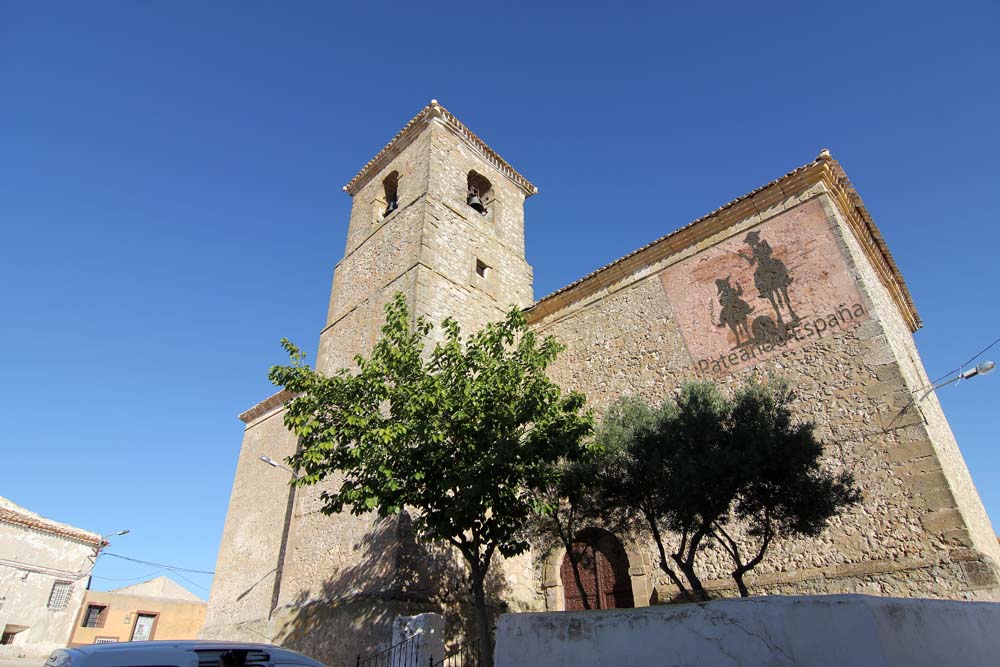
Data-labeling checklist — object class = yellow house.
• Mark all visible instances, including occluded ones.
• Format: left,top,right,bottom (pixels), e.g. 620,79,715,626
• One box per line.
69,576,206,646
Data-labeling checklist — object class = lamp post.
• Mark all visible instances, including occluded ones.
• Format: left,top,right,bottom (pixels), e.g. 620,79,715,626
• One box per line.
258,455,299,614
86,529,130,583
259,455,300,479
921,360,996,400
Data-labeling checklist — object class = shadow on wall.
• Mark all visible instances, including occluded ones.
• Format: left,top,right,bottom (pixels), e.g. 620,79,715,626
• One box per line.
273,511,510,667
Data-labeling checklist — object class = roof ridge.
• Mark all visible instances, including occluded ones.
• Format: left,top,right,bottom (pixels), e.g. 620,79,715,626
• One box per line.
342,100,537,197
0,497,103,547
527,152,920,332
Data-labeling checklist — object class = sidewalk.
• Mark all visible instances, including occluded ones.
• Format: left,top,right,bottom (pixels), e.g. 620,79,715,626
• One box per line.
0,657,45,667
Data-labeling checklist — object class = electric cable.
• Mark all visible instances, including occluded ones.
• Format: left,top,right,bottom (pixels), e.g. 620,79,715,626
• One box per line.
101,552,214,574
924,334,1000,389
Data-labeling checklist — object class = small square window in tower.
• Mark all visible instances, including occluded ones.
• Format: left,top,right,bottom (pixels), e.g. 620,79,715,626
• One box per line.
475,259,489,278
382,171,399,217
467,171,491,215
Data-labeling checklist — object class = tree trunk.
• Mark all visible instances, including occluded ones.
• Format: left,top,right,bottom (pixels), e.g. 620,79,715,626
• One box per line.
647,518,691,601
673,530,710,601
555,514,591,609
567,549,592,609
673,557,710,601
470,567,492,667
731,569,751,597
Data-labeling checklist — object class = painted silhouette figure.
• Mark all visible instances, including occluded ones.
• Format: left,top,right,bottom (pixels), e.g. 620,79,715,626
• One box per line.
739,231,798,323
715,277,754,348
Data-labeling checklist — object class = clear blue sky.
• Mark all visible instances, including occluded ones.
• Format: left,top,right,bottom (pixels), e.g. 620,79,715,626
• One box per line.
2,2,998,599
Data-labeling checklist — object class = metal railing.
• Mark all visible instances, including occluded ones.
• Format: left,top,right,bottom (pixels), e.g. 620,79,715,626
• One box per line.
356,633,422,667
429,640,481,667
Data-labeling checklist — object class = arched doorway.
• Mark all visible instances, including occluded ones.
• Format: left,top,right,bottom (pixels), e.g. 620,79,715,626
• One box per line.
560,528,635,611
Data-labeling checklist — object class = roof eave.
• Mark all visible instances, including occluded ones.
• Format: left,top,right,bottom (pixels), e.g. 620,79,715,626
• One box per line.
527,153,921,333
342,100,538,198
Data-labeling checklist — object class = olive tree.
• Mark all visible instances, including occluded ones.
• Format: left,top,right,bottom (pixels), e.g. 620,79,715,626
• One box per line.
596,380,860,601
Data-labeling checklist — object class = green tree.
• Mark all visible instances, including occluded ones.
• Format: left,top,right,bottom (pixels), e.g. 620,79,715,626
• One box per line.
597,380,860,601
529,453,606,610
716,380,861,596
268,294,593,666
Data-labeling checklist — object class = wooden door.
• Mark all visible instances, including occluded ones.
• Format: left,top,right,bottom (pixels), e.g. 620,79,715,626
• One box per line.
560,531,634,611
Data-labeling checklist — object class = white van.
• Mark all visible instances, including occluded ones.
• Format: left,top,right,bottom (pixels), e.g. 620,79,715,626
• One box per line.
45,640,327,667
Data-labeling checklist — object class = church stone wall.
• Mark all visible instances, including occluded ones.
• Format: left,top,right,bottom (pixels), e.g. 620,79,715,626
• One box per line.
528,184,1000,604
819,194,1000,585
205,102,1000,665
202,403,297,638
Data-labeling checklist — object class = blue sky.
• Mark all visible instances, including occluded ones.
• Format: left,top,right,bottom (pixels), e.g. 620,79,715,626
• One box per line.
1,2,998,599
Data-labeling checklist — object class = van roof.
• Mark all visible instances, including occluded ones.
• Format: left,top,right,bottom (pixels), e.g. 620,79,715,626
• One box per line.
58,640,325,665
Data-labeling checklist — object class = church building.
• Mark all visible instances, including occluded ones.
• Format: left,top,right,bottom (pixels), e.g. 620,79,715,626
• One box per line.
201,101,1000,666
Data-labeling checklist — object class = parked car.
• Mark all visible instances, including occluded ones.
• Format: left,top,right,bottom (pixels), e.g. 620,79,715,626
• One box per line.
45,640,326,667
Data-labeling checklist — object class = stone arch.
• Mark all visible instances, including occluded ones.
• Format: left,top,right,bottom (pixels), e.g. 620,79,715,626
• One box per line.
540,528,653,612
382,170,399,217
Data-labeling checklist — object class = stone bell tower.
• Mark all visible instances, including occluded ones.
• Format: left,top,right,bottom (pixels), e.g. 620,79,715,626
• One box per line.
314,99,537,374
202,101,540,667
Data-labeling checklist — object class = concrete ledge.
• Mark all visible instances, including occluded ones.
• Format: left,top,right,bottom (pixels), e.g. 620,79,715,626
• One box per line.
495,594,1000,667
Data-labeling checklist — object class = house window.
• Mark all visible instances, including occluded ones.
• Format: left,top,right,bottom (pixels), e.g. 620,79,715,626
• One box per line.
1,625,27,645
467,171,492,214
383,171,399,217
47,582,72,610
475,259,489,278
82,604,108,628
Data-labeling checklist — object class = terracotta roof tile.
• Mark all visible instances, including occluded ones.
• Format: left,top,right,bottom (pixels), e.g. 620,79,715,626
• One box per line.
343,100,537,197
0,497,104,547
528,152,920,332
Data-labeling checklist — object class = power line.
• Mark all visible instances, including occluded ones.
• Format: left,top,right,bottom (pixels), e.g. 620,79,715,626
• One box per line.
92,569,169,582
102,552,215,575
926,334,1000,389
169,570,212,593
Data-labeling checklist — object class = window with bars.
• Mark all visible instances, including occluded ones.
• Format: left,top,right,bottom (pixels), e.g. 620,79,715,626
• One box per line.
82,604,108,628
47,581,72,610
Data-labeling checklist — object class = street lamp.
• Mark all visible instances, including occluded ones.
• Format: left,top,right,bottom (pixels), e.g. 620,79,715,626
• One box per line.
87,529,130,578
921,360,995,399
259,455,300,479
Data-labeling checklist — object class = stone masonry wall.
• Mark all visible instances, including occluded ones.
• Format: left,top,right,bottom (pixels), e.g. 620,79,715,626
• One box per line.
820,195,1000,569
212,115,543,666
315,127,431,376
202,403,298,636
527,184,1000,606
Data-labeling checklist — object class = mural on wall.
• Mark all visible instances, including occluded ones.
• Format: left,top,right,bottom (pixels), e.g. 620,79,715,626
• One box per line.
660,198,869,376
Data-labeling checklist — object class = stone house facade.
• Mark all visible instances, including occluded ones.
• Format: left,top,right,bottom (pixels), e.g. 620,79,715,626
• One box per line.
201,101,1000,666
0,497,104,657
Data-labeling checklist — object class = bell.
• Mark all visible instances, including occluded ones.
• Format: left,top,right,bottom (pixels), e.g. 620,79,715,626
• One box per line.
384,198,398,216
467,193,487,214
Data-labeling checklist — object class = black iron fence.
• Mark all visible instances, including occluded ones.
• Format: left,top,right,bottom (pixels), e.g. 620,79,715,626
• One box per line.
356,633,422,667
429,640,481,667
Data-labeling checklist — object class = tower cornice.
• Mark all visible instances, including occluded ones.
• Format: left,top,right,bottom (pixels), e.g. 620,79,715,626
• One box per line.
343,100,538,198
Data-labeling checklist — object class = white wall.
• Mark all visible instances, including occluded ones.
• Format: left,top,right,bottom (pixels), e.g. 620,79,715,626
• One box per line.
495,594,1000,667
0,523,97,657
